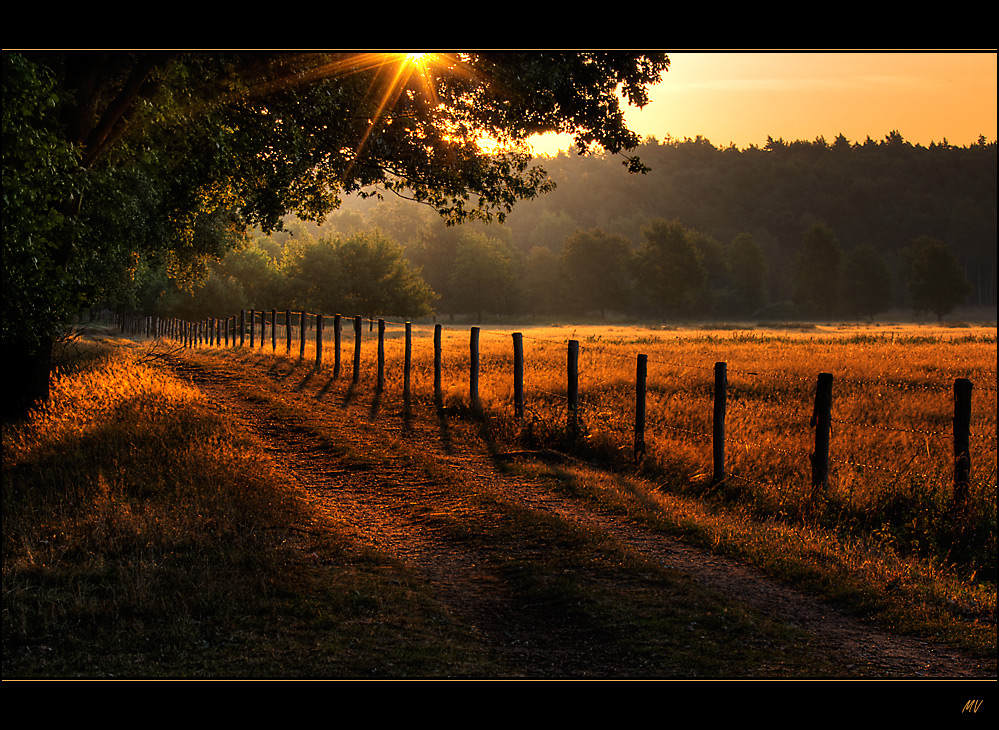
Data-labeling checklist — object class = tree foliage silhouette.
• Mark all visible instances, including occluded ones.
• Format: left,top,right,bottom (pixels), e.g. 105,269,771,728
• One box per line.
901,236,972,321
2,51,668,420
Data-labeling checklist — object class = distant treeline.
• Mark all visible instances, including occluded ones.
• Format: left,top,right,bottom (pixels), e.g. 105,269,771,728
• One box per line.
137,133,996,323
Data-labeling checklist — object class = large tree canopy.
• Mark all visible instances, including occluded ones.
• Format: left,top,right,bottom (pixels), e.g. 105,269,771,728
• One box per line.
2,50,668,420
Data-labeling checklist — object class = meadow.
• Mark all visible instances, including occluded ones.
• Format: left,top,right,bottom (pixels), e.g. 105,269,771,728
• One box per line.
4,317,996,675
237,315,997,583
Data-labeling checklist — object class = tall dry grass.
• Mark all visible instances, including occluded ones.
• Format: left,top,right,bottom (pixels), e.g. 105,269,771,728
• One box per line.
229,317,996,582
2,338,313,674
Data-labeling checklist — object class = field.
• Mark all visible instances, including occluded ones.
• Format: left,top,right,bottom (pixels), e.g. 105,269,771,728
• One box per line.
3,316,996,678
254,316,997,580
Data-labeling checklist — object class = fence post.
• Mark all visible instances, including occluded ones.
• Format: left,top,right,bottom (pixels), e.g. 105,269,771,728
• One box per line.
635,353,647,462
271,309,276,351
953,378,973,507
470,326,480,409
353,316,362,384
285,309,291,353
249,309,255,347
333,314,342,378
259,310,266,349
713,362,727,485
299,311,306,359
567,339,579,437
810,372,833,490
315,314,323,369
404,322,412,406
377,319,386,392
434,324,443,406
513,332,524,420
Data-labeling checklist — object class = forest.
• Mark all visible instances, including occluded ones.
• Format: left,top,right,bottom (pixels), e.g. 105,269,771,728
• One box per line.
140,132,997,325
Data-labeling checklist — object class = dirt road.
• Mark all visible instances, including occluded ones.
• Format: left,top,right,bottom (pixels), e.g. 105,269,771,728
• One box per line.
168,350,993,679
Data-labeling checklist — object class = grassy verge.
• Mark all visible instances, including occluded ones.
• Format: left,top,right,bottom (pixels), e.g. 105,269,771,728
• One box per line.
503,456,996,658
225,326,998,661
174,338,840,677
2,336,495,677
3,331,992,677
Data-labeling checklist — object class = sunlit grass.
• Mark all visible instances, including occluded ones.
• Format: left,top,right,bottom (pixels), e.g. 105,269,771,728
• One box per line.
231,317,996,584
5,331,858,676
132,315,998,658
1,336,494,677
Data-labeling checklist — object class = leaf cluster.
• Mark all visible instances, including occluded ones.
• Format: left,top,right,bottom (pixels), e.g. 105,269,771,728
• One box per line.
3,51,667,348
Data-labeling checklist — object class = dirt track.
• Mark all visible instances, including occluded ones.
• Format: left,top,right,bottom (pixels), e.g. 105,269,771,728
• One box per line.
168,351,994,679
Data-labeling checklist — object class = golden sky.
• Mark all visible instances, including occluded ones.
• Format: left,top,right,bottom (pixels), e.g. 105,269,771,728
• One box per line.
532,51,997,154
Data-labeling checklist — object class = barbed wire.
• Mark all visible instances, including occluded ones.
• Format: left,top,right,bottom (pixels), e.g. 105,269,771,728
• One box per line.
135,309,996,481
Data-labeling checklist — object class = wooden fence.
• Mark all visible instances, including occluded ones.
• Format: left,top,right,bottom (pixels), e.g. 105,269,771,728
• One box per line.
111,308,990,508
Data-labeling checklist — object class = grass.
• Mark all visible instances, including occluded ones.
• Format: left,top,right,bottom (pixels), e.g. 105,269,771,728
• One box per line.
241,315,996,651
1,337,493,676
5,330,856,677
282,317,996,578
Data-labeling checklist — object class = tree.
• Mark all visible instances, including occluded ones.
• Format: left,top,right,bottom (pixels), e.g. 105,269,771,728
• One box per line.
687,230,728,315
526,209,578,253
2,51,668,420
560,227,634,317
634,218,707,318
523,246,568,315
448,233,519,322
841,244,893,320
408,222,466,318
792,223,842,319
332,233,434,318
900,236,971,321
216,242,285,309
280,233,434,318
727,232,768,315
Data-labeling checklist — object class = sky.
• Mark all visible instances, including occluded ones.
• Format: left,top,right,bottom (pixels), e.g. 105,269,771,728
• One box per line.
530,51,998,154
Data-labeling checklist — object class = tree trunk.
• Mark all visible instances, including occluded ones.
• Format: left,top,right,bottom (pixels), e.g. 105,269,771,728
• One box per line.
2,337,53,423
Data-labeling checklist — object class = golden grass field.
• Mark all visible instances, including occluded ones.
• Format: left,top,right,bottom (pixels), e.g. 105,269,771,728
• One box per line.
225,316,996,579
4,318,995,674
